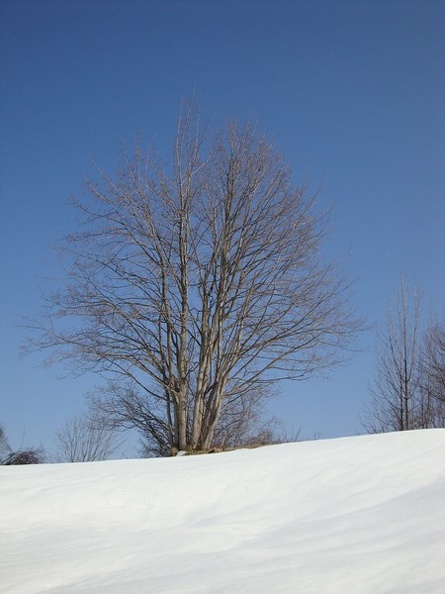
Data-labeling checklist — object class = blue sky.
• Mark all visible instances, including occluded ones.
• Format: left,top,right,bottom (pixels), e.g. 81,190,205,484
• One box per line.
1,0,444,453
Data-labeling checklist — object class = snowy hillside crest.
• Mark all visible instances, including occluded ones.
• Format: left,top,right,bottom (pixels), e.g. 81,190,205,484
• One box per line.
1,429,444,593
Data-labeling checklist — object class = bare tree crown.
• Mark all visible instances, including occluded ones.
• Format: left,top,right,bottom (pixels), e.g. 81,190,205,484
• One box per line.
28,102,361,454
363,280,445,433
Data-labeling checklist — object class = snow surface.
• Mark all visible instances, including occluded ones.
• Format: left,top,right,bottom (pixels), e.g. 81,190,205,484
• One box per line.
1,430,445,594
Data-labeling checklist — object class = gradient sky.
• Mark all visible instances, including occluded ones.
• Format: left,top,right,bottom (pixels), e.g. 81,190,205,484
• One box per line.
1,0,444,454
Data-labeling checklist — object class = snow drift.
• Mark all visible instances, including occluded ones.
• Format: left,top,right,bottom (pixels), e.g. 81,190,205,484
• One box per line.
1,430,444,593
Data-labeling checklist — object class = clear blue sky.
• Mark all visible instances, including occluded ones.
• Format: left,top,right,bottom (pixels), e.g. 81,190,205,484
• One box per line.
1,0,444,454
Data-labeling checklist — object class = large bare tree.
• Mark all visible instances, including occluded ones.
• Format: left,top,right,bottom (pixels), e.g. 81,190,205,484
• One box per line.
28,102,360,454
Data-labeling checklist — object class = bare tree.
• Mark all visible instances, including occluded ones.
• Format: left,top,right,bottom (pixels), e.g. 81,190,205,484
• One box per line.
26,101,361,455
55,410,125,462
91,380,274,456
419,320,445,428
0,424,11,462
363,280,422,433
0,424,44,465
3,449,43,465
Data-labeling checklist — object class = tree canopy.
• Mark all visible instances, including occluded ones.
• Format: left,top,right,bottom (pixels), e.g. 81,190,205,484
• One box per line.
28,102,361,454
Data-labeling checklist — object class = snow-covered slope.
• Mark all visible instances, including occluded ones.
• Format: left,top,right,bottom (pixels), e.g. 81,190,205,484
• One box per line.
1,430,444,594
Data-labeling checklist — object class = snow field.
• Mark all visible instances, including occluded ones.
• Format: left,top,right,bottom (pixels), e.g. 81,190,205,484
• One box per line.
1,429,444,593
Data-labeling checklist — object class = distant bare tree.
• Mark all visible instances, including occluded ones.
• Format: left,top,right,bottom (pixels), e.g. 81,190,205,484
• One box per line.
0,424,11,461
419,320,445,428
0,424,44,465
27,100,362,455
55,410,124,462
363,280,422,433
3,449,43,465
